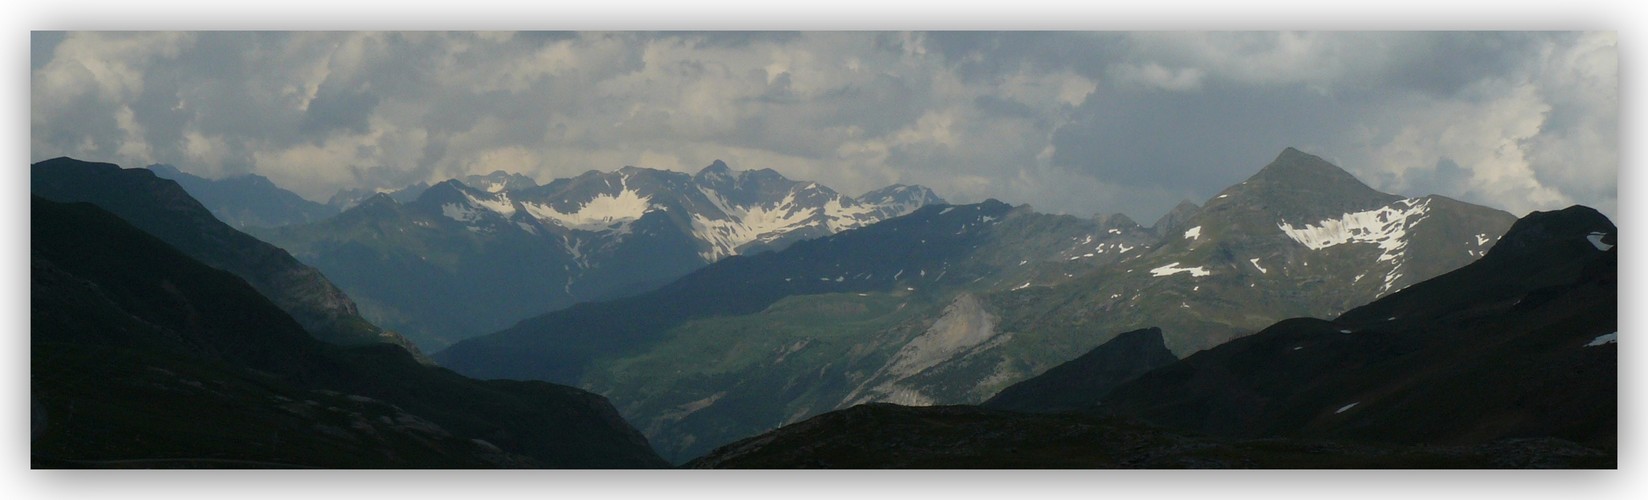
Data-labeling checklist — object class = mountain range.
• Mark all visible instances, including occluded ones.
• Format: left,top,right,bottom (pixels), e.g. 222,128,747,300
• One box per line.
686,203,1617,468
435,148,1520,462
255,161,942,350
29,146,1609,469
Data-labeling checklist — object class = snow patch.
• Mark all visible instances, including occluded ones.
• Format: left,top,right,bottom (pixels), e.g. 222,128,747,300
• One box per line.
441,203,481,222
1587,232,1614,251
1184,226,1202,240
463,191,517,217
1278,198,1429,259
688,187,825,260
1585,332,1617,347
1278,198,1431,293
1335,402,1359,414
524,185,652,232
1249,258,1267,274
1150,262,1211,278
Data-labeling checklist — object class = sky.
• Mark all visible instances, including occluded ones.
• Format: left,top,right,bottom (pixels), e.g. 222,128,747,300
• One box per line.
30,31,1617,223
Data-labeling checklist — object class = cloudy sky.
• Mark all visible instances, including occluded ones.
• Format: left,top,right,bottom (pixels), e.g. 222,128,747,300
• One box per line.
30,31,1616,222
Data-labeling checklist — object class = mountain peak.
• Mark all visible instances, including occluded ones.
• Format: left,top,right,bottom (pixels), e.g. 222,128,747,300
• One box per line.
1249,147,1361,184
1152,200,1202,235
694,160,736,186
1093,212,1140,231
1244,148,1384,196
1222,148,1400,222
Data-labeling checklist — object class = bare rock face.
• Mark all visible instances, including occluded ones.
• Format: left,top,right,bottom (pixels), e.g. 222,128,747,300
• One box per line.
843,293,1003,406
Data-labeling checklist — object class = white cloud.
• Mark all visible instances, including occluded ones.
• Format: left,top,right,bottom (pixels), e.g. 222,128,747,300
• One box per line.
29,31,1617,223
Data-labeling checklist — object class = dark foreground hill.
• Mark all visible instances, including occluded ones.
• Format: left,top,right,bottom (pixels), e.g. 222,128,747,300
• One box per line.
31,197,666,468
686,403,1611,469
32,157,421,357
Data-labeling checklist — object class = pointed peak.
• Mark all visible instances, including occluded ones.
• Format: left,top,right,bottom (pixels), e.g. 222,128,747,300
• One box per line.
694,160,736,182
1220,148,1401,221
1247,148,1371,191
1093,212,1140,230
1151,200,1202,235
361,192,399,206
416,179,473,200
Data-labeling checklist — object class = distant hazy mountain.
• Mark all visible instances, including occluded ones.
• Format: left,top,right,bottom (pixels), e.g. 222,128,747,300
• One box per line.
434,148,1518,463
684,205,1616,469
146,164,337,229
259,160,943,350
31,197,666,468
327,182,430,211
31,158,420,357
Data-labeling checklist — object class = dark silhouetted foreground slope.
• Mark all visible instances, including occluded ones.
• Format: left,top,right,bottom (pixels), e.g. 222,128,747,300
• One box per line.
31,197,665,468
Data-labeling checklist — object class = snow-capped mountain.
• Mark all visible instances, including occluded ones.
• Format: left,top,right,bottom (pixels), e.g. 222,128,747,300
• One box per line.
434,147,1518,462
258,161,944,350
